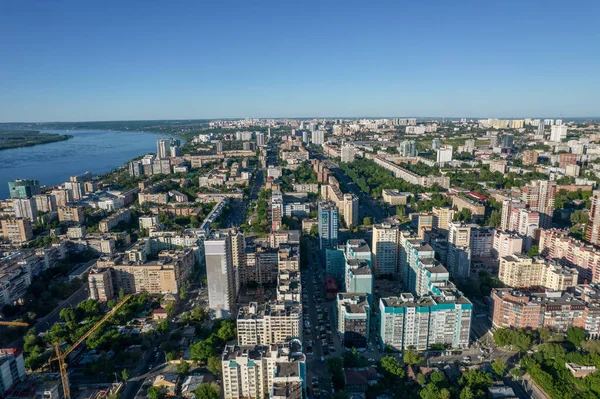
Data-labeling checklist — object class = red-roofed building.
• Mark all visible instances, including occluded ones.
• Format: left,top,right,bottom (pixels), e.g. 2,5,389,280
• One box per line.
153,308,168,321
325,276,338,301
468,191,488,201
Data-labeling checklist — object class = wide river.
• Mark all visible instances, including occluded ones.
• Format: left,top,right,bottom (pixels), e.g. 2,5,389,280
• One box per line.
0,130,182,199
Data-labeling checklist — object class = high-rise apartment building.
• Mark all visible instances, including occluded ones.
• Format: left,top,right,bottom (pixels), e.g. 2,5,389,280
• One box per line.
256,132,265,147
539,228,600,284
0,219,33,244
559,153,578,169
446,222,472,278
221,343,305,399
469,227,494,258
205,231,237,318
8,179,40,199
236,302,302,345
522,150,539,166
550,125,568,142
0,349,26,395
500,199,524,231
157,138,172,159
342,193,359,227
379,288,472,351
33,194,57,213
345,259,373,299
231,229,246,293
536,121,545,138
336,293,370,349
371,222,400,276
398,140,417,157
326,239,371,287
492,289,577,331
403,238,449,296
340,144,355,163
521,180,557,228
12,198,38,221
95,249,194,296
58,206,85,223
432,207,453,235
311,130,324,145
492,230,523,258
88,268,116,301
318,201,338,252
586,190,600,246
498,254,578,291
436,145,453,166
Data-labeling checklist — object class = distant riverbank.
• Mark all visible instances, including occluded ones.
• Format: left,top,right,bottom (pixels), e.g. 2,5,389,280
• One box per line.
0,130,73,150
0,129,182,199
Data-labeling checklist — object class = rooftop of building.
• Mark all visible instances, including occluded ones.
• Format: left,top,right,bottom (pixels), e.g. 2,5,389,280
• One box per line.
237,301,301,320
350,265,372,276
493,288,584,307
271,381,303,399
222,341,304,362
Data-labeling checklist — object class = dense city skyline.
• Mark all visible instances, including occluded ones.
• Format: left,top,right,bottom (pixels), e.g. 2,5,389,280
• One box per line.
2,0,600,122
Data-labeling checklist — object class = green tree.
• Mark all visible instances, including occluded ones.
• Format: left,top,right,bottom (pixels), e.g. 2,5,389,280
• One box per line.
177,361,190,375
165,303,175,317
216,320,236,342
396,206,406,218
459,369,492,393
207,355,222,375
179,286,187,300
459,386,475,399
581,339,600,354
493,328,512,347
363,216,373,226
526,245,539,257
420,383,450,399
343,347,360,367
379,356,405,378
157,320,169,333
567,327,586,348
146,386,164,399
192,306,206,321
190,338,216,362
309,224,319,238
491,358,506,378
194,383,220,399
429,371,446,385
485,210,501,228
121,368,129,382
571,210,589,225
403,347,424,365
538,327,551,342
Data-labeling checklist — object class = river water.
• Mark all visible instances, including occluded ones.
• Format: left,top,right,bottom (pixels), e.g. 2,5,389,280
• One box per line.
0,130,181,199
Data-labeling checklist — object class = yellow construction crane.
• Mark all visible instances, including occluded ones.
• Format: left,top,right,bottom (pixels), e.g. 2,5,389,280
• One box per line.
0,321,29,327
51,294,133,399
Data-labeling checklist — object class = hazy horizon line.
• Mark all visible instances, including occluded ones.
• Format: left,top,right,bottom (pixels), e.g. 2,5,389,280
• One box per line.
1,115,599,124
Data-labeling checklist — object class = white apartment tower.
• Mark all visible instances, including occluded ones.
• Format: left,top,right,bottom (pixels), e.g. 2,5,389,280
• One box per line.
371,222,400,276
205,231,237,318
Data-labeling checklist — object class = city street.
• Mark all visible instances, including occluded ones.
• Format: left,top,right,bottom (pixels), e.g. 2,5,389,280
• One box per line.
309,150,386,222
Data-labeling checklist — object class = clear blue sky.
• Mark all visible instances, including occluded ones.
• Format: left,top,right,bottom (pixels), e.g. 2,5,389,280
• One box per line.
1,0,599,122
